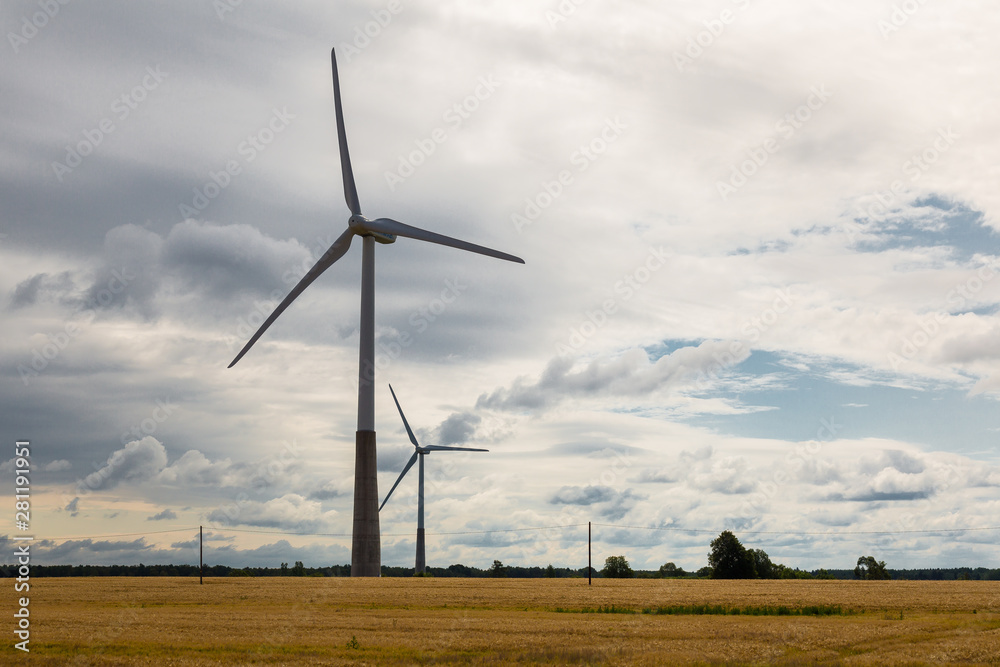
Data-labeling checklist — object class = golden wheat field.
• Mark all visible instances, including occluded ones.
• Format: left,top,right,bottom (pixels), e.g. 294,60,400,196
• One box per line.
13,577,1000,665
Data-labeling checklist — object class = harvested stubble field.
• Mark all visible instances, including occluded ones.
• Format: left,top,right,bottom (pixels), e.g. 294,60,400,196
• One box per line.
17,577,1000,665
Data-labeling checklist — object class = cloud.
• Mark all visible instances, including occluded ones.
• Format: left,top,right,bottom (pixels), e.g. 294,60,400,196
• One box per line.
307,481,345,501
434,411,482,445
147,508,177,521
205,493,337,533
477,342,751,413
9,273,46,308
155,450,239,487
84,224,164,317
81,436,168,490
44,459,72,472
161,219,314,300
64,497,80,517
551,485,615,506
78,221,319,320
549,485,643,521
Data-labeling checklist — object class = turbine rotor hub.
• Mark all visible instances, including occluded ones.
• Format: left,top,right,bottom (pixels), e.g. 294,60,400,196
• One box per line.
349,214,396,244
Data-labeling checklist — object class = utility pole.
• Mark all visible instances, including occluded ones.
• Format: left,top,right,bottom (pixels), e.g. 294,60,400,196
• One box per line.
588,521,592,586
199,525,203,585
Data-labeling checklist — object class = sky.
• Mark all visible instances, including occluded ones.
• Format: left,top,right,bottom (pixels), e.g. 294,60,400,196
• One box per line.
2,0,999,573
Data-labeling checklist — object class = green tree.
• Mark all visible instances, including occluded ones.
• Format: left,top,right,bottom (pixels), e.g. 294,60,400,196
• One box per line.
854,556,890,580
601,555,634,579
750,548,775,579
708,531,756,579
545,564,556,578
489,560,507,578
658,562,686,578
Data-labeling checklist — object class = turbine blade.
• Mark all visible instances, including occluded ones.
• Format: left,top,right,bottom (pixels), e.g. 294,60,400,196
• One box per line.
331,49,361,216
228,229,354,368
366,218,524,264
379,451,418,511
388,384,420,447
422,445,489,452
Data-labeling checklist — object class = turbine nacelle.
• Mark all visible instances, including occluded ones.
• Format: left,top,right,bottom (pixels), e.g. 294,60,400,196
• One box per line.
349,214,396,244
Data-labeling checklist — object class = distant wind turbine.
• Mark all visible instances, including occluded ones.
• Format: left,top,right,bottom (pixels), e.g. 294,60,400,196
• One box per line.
380,384,487,574
228,49,523,577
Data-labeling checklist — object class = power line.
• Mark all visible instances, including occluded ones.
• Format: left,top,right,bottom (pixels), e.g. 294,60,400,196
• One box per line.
32,527,194,542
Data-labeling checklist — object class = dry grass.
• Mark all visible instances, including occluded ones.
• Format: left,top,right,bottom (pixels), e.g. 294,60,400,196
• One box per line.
16,577,1000,665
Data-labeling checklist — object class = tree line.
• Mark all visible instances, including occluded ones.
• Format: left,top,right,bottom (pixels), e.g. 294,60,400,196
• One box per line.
4,531,999,579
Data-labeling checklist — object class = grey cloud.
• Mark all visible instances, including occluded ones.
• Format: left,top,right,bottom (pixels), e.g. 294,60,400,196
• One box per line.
307,481,345,501
79,221,318,320
9,273,46,308
477,342,749,413
156,450,239,487
205,493,335,533
147,508,177,521
636,468,681,484
435,411,481,445
938,327,1000,364
84,224,164,317
841,490,931,502
64,497,80,517
8,271,76,309
378,443,413,473
82,436,168,491
599,489,643,521
162,219,313,300
551,485,615,506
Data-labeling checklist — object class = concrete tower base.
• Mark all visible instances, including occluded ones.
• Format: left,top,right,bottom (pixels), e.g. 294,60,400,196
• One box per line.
415,528,426,574
351,429,381,576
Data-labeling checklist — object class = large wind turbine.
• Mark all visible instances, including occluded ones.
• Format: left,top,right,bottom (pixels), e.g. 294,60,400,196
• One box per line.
228,49,523,577
380,384,487,574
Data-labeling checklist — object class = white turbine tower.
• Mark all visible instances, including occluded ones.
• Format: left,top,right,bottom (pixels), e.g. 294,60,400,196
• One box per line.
380,384,487,574
228,49,523,577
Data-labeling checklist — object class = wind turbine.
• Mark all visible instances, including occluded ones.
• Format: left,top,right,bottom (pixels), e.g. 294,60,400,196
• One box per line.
380,384,487,574
228,49,523,577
